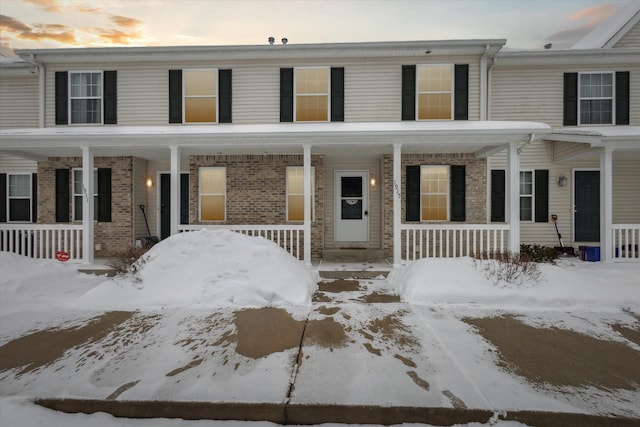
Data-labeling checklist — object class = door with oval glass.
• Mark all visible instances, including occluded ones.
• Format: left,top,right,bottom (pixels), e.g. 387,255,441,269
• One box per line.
335,171,369,242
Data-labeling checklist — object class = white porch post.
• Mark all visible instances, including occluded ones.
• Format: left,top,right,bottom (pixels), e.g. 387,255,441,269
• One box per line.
170,146,180,236
600,147,613,262
82,147,95,264
506,142,520,254
393,144,402,266
303,144,312,266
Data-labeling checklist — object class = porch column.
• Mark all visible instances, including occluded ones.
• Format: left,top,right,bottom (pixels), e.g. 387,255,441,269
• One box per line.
82,147,95,264
303,144,312,266
393,143,402,266
506,142,520,254
170,146,180,236
600,147,613,262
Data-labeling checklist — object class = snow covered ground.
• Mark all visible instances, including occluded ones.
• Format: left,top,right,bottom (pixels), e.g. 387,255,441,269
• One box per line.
1,229,639,426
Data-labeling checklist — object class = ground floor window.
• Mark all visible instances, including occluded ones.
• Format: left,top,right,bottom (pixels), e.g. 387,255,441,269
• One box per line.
519,170,533,222
72,168,98,221
286,167,315,221
421,165,449,221
199,167,226,221
7,174,32,222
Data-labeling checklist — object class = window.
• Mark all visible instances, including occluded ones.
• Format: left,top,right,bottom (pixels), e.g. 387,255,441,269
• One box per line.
286,167,315,221
417,65,453,120
184,69,217,123
69,72,102,124
199,167,226,221
519,171,533,222
421,166,449,221
7,174,32,222
295,68,329,122
579,72,613,125
73,169,98,221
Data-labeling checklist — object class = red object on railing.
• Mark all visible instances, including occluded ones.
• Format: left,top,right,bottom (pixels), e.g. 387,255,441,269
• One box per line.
55,251,70,262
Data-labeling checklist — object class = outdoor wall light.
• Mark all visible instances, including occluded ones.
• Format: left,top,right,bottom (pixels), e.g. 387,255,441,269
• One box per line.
146,177,153,188
370,175,377,187
557,175,568,187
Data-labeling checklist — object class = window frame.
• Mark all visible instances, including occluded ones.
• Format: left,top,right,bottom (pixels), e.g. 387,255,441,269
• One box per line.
286,166,315,222
416,64,454,121
519,170,534,222
183,68,219,124
578,71,615,126
420,165,450,221
72,168,98,222
294,66,330,123
7,173,32,222
68,71,104,125
198,167,226,222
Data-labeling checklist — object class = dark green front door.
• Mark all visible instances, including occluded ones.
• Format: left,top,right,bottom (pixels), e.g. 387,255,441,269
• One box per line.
574,171,600,242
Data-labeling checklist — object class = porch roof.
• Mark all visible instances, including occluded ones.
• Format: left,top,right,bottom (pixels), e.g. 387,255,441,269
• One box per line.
0,121,550,161
545,126,640,151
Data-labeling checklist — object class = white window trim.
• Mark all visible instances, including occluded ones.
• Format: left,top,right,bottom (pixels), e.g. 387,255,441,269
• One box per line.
420,165,450,222
7,173,32,223
72,168,98,222
577,71,615,126
183,68,219,124
416,64,454,121
519,169,534,223
293,66,330,123
198,167,226,222
286,166,315,222
68,70,104,125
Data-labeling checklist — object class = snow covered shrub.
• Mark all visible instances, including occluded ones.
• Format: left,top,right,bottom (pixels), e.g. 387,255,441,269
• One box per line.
520,244,557,264
107,246,150,275
472,251,542,287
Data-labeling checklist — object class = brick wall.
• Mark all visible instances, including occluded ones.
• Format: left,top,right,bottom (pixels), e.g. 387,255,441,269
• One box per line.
190,154,324,259
37,156,134,256
382,153,487,258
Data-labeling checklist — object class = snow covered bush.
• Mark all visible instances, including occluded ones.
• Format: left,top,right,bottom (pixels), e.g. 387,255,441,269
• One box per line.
107,245,150,275
473,252,542,287
520,244,558,264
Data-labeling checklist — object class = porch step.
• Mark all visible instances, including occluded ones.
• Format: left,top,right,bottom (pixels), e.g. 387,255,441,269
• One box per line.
319,249,391,279
322,249,387,263
319,270,390,280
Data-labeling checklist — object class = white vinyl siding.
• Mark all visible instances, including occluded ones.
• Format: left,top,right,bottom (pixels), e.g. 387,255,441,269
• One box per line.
0,155,38,172
613,21,640,48
233,67,279,124
345,64,399,122
0,76,39,129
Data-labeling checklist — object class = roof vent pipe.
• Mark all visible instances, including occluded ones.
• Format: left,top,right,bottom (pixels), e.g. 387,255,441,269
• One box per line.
544,43,552,49
282,37,288,45
268,36,275,45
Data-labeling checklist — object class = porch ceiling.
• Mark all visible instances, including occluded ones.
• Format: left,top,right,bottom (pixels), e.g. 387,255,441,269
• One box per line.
0,121,550,162
546,126,640,151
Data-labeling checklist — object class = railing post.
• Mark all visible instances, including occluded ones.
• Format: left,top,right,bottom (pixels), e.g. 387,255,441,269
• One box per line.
507,141,520,254
303,144,312,266
600,148,613,262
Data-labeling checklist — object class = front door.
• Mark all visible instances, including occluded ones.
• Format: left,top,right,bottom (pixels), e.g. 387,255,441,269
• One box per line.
160,173,189,240
574,171,600,242
335,171,369,242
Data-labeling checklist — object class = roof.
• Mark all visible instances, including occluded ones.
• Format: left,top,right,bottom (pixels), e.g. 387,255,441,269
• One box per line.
546,126,640,150
572,1,640,49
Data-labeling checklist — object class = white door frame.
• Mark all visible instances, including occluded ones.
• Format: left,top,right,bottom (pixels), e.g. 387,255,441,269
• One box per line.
334,170,369,242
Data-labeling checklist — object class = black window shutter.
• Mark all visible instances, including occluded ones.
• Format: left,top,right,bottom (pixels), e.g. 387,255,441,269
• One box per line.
31,173,37,222
219,69,232,123
97,168,112,222
401,65,416,121
450,165,466,222
55,169,70,222
103,71,117,124
454,64,469,121
616,71,630,125
330,67,344,122
490,170,506,222
280,68,294,122
180,173,189,225
0,174,6,223
406,165,420,221
55,71,68,125
534,170,549,223
563,73,578,126
169,70,183,123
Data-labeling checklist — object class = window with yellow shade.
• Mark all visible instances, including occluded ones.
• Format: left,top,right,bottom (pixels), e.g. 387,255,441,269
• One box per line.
421,165,449,221
184,69,217,123
286,167,315,221
417,65,453,120
199,167,225,221
295,68,329,122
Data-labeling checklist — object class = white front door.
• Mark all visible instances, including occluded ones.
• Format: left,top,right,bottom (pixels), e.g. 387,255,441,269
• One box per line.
335,171,369,242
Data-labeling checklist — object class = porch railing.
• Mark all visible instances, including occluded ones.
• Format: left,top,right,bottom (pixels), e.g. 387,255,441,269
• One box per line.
178,224,305,260
0,224,84,260
401,224,510,261
612,224,640,262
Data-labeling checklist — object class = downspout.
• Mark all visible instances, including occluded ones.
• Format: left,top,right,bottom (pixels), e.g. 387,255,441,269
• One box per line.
486,55,497,121
26,54,45,128
480,45,488,121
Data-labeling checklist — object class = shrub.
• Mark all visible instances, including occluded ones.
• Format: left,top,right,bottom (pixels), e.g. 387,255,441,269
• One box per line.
107,245,151,275
520,244,558,264
472,251,542,287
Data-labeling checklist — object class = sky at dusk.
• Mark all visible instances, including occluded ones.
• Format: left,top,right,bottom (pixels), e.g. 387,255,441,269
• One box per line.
0,0,635,52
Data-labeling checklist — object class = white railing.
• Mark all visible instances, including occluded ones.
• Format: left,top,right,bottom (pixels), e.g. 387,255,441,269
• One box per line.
0,224,84,260
612,224,640,262
401,224,510,261
178,224,305,260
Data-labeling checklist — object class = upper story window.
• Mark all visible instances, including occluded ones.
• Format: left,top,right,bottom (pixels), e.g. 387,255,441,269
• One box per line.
402,64,468,121
55,71,117,125
184,69,218,123
563,71,629,126
295,68,329,122
579,73,613,125
417,65,453,120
